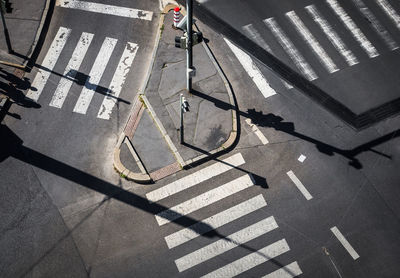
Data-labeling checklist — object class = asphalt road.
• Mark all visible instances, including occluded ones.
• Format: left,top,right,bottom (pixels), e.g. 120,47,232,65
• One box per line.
1,0,400,277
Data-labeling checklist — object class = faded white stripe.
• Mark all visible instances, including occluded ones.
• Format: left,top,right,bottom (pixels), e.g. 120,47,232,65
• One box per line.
56,0,153,20
146,153,245,203
286,11,339,73
155,174,254,226
264,17,318,81
50,32,94,108
352,0,398,50
73,37,117,114
377,0,400,31
326,0,379,58
224,38,277,98
201,239,290,278
331,226,360,260
305,4,359,66
165,195,267,249
245,118,269,145
175,216,278,272
262,261,303,278
26,27,71,101
97,42,138,119
286,170,313,200
242,24,293,89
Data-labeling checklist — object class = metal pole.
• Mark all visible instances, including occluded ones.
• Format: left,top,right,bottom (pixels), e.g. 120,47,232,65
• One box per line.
0,8,12,54
180,93,184,144
186,0,192,93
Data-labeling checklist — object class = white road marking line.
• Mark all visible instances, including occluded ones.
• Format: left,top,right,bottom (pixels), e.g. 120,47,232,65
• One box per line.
56,0,153,20
245,118,269,145
201,239,290,278
264,17,318,81
377,0,400,31
97,42,139,119
165,195,267,249
73,37,117,114
146,153,245,203
155,174,254,226
261,261,303,278
326,0,379,58
286,11,339,73
286,170,313,200
330,226,360,260
224,38,277,98
352,0,398,51
26,27,71,102
175,216,278,272
298,154,306,163
305,5,359,66
242,24,293,89
49,32,94,108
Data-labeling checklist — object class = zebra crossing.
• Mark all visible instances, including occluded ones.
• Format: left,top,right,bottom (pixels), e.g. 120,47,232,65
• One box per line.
146,153,303,277
26,26,139,120
233,0,400,96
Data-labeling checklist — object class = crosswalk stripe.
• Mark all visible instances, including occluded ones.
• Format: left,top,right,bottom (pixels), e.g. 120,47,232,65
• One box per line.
26,27,71,102
73,37,117,114
331,226,360,260
326,0,379,58
305,5,359,66
264,17,318,81
377,0,400,31
97,42,139,119
155,174,254,226
352,0,398,51
286,11,339,73
224,38,277,98
49,32,94,108
56,0,153,20
175,216,278,272
201,239,290,278
242,24,293,89
146,153,245,203
286,170,313,200
261,261,303,278
165,195,267,249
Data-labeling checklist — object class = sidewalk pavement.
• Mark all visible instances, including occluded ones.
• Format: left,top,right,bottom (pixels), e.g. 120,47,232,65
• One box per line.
113,6,238,183
0,0,50,119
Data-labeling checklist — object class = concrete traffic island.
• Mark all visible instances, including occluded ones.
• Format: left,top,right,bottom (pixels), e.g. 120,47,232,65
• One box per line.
113,6,238,183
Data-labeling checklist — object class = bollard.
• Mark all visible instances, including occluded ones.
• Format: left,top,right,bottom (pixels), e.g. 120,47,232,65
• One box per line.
173,7,180,29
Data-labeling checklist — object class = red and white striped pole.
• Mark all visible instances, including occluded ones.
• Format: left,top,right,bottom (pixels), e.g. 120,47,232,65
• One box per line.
173,7,180,29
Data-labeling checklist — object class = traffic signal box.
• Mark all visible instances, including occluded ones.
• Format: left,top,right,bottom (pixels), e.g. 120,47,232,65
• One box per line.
174,31,203,49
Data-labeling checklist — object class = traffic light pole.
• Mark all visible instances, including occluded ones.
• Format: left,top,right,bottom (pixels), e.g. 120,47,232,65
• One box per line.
180,93,184,144
186,0,192,93
0,4,12,54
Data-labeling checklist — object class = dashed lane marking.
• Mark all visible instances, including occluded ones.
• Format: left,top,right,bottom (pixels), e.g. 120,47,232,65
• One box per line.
286,170,313,200
331,226,360,260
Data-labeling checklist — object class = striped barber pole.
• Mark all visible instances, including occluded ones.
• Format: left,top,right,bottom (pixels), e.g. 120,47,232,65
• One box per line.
173,7,181,28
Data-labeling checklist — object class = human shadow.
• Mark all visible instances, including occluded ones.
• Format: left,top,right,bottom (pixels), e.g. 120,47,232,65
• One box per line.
0,68,40,109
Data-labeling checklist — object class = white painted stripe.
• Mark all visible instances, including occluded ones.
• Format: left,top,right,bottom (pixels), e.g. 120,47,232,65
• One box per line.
331,226,360,260
26,27,71,102
201,239,290,278
262,261,303,278
298,154,306,163
175,216,278,272
352,0,398,51
155,174,254,226
73,37,117,114
146,153,245,203
165,195,267,249
326,0,379,58
305,5,359,66
224,38,277,98
245,118,269,145
49,32,94,108
264,18,318,81
56,0,153,20
286,170,313,200
377,0,400,31
286,11,339,73
242,24,293,89
97,42,139,119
